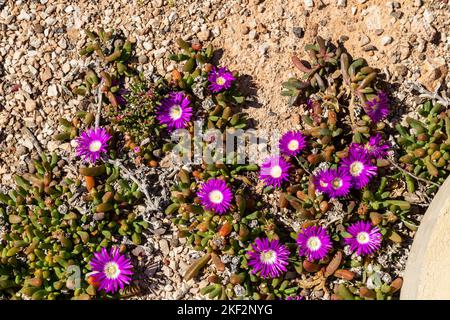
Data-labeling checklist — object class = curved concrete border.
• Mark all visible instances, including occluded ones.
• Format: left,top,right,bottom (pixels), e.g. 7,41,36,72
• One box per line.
401,176,450,300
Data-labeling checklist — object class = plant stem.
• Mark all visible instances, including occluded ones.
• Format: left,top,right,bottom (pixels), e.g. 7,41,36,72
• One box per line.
95,80,104,129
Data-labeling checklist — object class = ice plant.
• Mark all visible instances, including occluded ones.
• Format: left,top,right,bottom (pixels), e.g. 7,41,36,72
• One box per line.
350,133,389,159
89,247,133,294
313,168,335,194
247,238,290,278
259,156,291,188
345,221,382,256
296,225,332,261
197,179,233,214
325,168,352,198
364,91,389,123
208,66,236,93
75,127,111,164
341,149,377,189
279,131,307,156
156,92,192,130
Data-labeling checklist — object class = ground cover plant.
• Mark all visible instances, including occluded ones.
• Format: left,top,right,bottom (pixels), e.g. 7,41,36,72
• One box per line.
0,21,449,300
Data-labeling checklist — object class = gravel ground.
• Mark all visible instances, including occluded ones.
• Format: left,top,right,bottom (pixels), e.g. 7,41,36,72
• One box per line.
0,0,449,300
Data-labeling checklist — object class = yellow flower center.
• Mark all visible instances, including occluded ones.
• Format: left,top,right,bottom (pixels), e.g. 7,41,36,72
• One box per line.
320,180,328,188
307,236,322,251
287,139,299,151
103,262,120,279
331,178,343,189
270,165,282,178
260,250,277,264
350,161,364,176
216,76,226,85
209,190,224,204
170,105,183,120
89,140,102,152
356,232,370,244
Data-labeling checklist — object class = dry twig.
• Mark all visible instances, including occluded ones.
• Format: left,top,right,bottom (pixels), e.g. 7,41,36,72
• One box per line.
388,157,440,188
407,82,450,107
22,127,44,155
108,159,157,210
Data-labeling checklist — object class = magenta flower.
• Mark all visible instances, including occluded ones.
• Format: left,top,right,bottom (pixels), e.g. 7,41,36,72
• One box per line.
364,91,389,123
324,168,352,198
75,127,111,164
197,179,233,214
345,221,382,256
156,92,192,131
296,226,332,261
208,66,236,93
350,133,390,159
279,131,307,157
247,238,290,278
286,295,304,300
259,156,291,188
341,149,377,189
89,247,133,294
313,169,335,194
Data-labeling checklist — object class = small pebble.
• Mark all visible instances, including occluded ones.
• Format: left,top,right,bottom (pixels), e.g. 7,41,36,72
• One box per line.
382,35,393,46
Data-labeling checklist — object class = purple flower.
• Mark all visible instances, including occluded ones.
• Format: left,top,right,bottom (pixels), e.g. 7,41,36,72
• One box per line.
296,226,332,261
345,221,382,256
133,146,141,154
197,179,233,214
208,66,236,93
316,168,352,198
279,131,307,157
247,238,290,278
341,149,377,189
259,156,291,188
156,92,192,131
89,247,133,294
350,133,390,159
364,91,389,123
75,127,111,164
313,169,335,194
286,295,304,300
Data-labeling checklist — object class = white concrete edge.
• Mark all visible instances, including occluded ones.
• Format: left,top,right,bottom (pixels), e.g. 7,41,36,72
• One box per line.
401,175,450,299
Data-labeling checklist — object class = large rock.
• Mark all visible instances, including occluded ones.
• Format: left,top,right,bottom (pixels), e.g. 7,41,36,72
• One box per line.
418,57,448,92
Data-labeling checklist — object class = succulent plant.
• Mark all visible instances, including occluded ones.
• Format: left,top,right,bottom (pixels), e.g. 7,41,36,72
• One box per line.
396,100,449,194
273,36,406,300
0,152,147,299
73,29,136,99
168,164,305,300
73,31,248,165
169,38,244,105
161,36,412,301
282,36,379,125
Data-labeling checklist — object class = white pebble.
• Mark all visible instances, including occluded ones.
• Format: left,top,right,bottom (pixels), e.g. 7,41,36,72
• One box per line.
304,0,313,8
381,35,393,46
337,0,346,7
47,84,58,97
